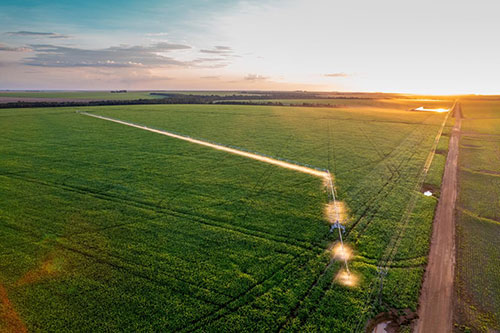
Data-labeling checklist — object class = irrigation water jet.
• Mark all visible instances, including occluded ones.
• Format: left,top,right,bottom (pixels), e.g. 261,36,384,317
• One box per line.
332,242,352,261
335,268,359,287
325,171,351,276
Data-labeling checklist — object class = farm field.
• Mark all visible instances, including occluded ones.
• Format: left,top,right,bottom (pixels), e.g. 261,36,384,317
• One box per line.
0,101,451,331
0,91,266,102
0,91,160,101
454,100,500,332
166,91,265,96
217,98,453,110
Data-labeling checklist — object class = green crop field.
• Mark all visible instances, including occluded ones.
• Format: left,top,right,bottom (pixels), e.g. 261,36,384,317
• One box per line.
0,102,451,331
216,98,452,110
0,91,264,101
0,91,160,100
168,91,265,96
455,100,500,332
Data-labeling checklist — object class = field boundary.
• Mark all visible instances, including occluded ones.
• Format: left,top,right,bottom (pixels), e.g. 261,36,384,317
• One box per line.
416,102,462,332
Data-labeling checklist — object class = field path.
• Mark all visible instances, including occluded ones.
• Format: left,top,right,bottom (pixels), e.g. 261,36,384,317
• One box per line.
78,111,330,180
416,103,462,333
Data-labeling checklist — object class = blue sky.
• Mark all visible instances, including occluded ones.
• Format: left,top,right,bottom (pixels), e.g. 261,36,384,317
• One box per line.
1,0,499,93
1,0,220,31
0,0,232,46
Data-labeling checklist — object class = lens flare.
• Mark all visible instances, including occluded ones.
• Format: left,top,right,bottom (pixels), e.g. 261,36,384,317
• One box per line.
414,107,449,113
335,269,359,287
332,242,352,261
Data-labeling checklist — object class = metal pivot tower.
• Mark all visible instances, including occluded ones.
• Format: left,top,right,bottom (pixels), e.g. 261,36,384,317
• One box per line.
327,171,350,275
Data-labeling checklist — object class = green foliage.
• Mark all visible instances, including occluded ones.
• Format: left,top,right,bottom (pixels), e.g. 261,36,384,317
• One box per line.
0,103,449,331
217,98,452,111
0,91,159,100
455,100,500,332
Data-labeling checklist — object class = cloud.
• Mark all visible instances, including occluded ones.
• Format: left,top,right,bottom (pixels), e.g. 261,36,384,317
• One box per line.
244,74,269,81
324,72,350,78
147,42,191,51
193,57,227,63
0,43,32,52
200,49,226,54
196,45,235,68
200,75,220,79
191,57,230,69
120,75,173,83
146,32,169,37
8,31,53,36
24,42,193,68
200,45,233,54
7,31,71,39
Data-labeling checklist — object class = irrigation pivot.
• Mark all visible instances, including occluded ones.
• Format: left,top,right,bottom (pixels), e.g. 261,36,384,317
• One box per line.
78,110,353,280
327,171,350,275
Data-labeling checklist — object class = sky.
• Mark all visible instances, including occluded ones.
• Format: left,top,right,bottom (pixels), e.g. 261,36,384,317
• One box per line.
0,0,499,94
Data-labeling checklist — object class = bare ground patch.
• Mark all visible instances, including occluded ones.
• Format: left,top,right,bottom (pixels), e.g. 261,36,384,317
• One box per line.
0,285,27,333
16,253,65,287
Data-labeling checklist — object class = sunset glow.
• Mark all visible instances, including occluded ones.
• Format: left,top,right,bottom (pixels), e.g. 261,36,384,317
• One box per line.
1,0,499,93
1,0,499,330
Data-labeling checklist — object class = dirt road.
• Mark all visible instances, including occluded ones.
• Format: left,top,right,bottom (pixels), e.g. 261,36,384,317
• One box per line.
416,103,462,333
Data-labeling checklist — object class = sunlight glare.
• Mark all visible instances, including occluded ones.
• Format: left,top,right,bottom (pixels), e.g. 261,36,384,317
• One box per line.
332,242,352,261
335,269,359,287
414,107,449,113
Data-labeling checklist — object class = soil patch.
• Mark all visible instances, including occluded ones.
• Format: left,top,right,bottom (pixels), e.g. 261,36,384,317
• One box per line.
421,183,440,197
16,255,63,286
366,309,418,333
0,284,27,333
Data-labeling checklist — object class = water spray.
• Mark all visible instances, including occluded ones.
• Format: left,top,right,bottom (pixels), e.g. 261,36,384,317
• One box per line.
326,171,350,276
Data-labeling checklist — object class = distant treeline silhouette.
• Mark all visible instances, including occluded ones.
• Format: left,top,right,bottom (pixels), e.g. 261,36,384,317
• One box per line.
0,92,369,108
